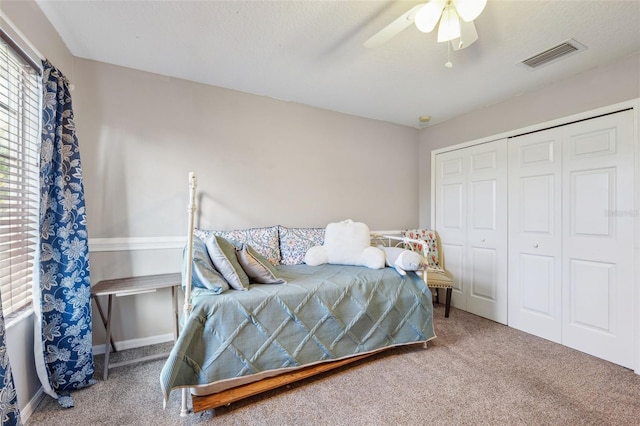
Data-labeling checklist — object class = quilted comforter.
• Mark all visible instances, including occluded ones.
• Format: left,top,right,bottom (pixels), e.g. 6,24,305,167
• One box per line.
160,263,435,400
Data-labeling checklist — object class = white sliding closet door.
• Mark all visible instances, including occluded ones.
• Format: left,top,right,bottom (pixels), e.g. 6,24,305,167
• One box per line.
508,110,635,368
508,129,563,342
435,139,508,324
561,110,635,369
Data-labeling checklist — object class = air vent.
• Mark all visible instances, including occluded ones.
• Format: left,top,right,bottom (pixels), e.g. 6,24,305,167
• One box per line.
518,39,587,70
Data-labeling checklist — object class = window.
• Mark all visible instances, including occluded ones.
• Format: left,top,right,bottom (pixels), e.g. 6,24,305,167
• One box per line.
0,34,41,319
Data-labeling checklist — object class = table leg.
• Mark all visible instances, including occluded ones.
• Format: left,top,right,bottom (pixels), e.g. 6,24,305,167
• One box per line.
171,286,179,341
103,294,113,380
93,295,116,352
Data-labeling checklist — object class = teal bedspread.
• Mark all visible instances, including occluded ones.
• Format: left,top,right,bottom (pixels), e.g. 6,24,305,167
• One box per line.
160,264,435,400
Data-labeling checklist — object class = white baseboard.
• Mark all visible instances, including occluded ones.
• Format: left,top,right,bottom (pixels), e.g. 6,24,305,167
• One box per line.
20,386,45,424
92,333,175,355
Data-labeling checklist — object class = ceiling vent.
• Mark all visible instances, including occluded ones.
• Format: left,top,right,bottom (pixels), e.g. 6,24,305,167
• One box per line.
518,39,587,70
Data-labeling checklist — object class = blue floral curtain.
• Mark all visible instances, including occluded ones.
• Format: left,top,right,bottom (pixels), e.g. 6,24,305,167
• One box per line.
35,60,95,408
0,302,21,425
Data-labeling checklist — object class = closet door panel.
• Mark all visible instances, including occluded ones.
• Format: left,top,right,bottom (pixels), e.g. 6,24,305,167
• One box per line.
520,254,556,318
570,168,614,236
469,246,497,301
435,150,467,310
435,139,507,323
520,175,555,234
508,131,562,341
466,141,508,324
441,183,464,229
568,259,615,331
471,180,496,230
561,110,635,369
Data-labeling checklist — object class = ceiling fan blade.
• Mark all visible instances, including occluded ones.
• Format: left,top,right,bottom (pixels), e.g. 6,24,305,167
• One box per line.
451,19,478,50
452,0,487,22
415,0,446,33
364,4,425,49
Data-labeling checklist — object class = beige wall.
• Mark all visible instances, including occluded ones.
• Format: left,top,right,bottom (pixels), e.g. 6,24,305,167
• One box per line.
73,58,420,344
74,59,420,238
418,52,640,227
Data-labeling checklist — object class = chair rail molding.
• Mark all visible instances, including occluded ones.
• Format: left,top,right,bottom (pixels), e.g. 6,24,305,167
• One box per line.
88,236,186,252
88,230,404,253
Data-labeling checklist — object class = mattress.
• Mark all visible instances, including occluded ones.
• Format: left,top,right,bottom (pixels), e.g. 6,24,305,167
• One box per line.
160,263,435,400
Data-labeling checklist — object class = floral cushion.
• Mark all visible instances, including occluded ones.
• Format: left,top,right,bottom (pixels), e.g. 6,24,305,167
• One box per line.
194,226,281,265
278,226,325,265
402,229,441,270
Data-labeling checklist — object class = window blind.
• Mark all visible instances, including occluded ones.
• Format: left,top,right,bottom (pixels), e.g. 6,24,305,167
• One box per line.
0,38,41,318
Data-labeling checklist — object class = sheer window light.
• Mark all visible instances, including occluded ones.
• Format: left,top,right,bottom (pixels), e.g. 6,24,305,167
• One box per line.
0,35,41,319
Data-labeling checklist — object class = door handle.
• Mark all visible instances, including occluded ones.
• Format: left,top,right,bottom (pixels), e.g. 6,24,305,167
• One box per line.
533,243,539,248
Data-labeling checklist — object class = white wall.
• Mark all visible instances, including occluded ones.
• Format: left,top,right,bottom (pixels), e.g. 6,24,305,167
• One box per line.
418,52,640,227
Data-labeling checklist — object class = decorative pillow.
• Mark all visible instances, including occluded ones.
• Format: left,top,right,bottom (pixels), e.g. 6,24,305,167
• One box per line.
402,229,441,270
304,219,385,269
182,236,229,293
304,245,328,266
237,244,285,284
195,226,281,265
378,245,423,276
278,226,325,265
204,235,250,290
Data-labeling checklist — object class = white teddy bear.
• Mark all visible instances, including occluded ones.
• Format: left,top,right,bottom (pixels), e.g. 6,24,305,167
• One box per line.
304,219,385,269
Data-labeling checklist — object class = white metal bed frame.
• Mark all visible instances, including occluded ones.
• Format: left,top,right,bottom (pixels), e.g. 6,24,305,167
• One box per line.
178,172,431,416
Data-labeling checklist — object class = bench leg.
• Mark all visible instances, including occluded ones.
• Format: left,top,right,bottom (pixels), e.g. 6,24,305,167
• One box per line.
445,288,452,318
434,288,440,304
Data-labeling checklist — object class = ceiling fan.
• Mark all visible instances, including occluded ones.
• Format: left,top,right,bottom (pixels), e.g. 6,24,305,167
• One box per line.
364,0,487,51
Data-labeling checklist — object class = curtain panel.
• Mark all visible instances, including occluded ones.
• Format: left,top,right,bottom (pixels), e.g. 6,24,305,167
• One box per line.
0,302,21,425
35,60,95,408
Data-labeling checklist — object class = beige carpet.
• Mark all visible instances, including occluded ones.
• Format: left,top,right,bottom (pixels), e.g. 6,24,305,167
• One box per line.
27,305,640,425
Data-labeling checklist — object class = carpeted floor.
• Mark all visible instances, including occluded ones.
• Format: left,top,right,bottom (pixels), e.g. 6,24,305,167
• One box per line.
27,305,640,425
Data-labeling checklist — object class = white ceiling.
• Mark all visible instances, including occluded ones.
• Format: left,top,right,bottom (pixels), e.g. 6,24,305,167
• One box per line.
35,0,640,128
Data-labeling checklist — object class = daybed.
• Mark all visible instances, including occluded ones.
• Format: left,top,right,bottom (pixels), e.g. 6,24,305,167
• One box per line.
160,174,435,415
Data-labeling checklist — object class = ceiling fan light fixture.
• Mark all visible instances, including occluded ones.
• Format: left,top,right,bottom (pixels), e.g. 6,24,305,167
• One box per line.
437,5,461,42
415,0,447,33
453,0,487,22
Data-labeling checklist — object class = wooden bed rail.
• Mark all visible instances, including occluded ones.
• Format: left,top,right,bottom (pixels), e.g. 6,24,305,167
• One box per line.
191,352,379,413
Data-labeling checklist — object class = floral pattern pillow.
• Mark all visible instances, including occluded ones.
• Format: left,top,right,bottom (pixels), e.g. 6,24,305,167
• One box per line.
402,229,441,270
194,226,281,265
278,226,325,265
